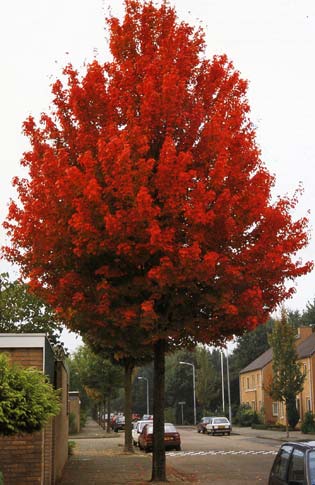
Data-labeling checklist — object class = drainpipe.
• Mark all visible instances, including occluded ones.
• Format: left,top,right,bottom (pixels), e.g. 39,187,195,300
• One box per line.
309,358,313,412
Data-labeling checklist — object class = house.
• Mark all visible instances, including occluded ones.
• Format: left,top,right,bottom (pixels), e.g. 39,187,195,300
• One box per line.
239,327,315,425
0,334,69,484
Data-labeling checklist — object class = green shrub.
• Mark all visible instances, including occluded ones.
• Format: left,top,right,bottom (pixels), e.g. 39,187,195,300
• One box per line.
0,470,3,485
301,411,315,434
80,409,88,428
287,397,299,429
235,404,261,427
69,412,78,434
0,353,60,436
68,440,76,455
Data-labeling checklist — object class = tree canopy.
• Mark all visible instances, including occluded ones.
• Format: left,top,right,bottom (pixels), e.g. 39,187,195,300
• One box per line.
2,0,312,480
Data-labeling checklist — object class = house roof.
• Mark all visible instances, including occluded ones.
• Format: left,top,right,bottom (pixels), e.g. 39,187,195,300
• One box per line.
240,331,315,374
239,348,273,374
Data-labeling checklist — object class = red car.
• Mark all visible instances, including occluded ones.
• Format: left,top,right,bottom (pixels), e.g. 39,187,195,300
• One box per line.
138,422,181,452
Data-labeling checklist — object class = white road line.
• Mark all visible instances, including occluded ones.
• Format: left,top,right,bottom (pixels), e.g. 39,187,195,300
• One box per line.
167,450,277,457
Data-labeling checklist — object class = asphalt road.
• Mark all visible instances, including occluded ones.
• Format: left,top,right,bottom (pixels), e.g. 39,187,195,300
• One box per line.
164,426,279,484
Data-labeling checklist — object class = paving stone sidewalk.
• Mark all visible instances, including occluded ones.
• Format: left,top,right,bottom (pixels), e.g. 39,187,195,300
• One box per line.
58,418,196,485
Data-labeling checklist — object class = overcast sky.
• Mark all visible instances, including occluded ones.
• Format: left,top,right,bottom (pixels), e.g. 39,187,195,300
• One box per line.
1,0,314,352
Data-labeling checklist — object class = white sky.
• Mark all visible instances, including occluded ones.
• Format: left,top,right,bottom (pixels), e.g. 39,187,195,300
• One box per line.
1,0,315,352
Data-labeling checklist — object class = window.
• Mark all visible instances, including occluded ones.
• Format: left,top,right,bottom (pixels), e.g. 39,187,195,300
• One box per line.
251,401,256,411
247,377,250,389
303,363,307,376
257,373,260,386
296,398,301,415
258,401,262,411
288,448,305,484
252,375,255,387
272,402,279,416
309,451,315,483
307,398,311,412
270,445,292,481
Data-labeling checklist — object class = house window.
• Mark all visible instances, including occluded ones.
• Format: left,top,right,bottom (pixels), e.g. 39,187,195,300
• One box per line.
306,398,311,412
247,377,250,389
252,375,255,387
257,373,260,386
296,398,300,415
258,401,262,411
272,402,279,416
303,363,307,377
252,400,256,411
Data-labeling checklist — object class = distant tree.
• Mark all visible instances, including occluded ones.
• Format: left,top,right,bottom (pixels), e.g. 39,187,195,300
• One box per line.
195,346,217,416
268,310,305,437
301,298,315,327
0,353,60,435
70,345,124,432
0,273,63,345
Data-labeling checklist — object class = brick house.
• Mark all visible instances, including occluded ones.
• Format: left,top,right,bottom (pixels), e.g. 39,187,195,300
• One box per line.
0,334,69,484
239,327,315,425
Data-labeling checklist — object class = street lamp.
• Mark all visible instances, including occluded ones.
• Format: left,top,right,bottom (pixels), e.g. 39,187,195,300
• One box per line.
137,376,149,415
179,361,196,426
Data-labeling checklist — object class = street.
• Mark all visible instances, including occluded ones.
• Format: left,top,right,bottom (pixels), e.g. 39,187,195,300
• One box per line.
164,426,279,483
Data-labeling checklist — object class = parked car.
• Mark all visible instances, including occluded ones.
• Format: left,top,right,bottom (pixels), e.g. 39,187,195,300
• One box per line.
138,422,181,452
112,415,125,432
132,419,153,446
142,414,154,420
206,416,231,436
269,441,315,484
197,416,214,434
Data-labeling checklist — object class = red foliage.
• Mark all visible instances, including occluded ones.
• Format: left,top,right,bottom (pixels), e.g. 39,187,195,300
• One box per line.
3,0,312,348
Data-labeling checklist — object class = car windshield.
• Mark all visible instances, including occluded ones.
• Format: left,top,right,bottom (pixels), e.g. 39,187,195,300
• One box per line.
213,418,229,424
138,421,153,432
309,450,315,483
145,423,177,434
203,417,212,422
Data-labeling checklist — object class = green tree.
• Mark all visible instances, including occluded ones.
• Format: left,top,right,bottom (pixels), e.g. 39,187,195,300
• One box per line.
195,346,216,416
301,298,315,327
268,310,305,437
69,345,124,432
0,353,60,435
0,273,63,345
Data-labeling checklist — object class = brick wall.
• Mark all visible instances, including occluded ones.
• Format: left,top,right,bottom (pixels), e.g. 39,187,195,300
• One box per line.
0,431,43,485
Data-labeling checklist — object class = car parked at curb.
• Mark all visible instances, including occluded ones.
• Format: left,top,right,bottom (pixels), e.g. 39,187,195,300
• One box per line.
132,419,153,446
269,441,315,484
197,416,215,434
138,422,181,452
112,415,125,432
206,416,231,436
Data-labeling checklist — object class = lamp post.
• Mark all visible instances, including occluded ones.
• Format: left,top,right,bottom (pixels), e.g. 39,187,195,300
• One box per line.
226,348,232,424
138,376,149,415
179,361,196,425
221,351,225,413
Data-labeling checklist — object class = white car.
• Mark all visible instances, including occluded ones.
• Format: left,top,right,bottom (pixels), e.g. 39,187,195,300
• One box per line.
206,417,231,436
132,420,153,446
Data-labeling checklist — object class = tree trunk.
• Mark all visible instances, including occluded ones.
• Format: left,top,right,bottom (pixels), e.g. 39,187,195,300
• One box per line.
106,393,111,433
286,402,289,439
151,339,167,482
124,359,134,452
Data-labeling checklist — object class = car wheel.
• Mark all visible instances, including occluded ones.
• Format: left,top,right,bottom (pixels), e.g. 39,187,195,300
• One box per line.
197,429,200,433
133,440,137,446
227,432,230,436
175,445,181,451
211,431,215,436
202,428,206,434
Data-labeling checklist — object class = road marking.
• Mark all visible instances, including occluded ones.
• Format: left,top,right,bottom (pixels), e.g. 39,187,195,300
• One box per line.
167,450,277,457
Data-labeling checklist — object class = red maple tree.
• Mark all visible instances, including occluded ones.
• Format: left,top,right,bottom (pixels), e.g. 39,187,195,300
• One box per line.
3,1,312,480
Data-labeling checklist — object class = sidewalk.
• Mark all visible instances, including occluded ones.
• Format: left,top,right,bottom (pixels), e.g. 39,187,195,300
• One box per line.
58,418,195,484
232,425,315,442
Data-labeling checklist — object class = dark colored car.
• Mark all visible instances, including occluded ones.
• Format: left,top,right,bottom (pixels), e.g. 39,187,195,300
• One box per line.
197,416,214,434
139,423,181,452
269,441,315,484
112,415,125,432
